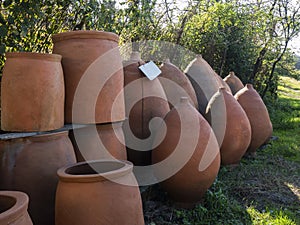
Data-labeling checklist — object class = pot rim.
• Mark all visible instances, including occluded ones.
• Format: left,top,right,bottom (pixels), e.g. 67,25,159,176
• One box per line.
0,191,29,224
28,130,69,142
52,30,119,43
57,160,133,183
5,52,62,62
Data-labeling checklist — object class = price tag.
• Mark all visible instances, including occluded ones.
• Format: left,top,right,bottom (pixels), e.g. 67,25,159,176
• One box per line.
139,61,161,80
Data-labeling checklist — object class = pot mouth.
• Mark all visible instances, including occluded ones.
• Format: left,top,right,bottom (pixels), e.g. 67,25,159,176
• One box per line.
57,160,133,183
52,30,119,43
0,191,29,223
5,52,62,62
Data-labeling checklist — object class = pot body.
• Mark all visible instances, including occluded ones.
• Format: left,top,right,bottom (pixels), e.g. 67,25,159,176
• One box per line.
0,131,76,225
235,84,273,153
52,30,125,124
69,122,127,162
55,160,144,225
223,72,244,95
0,191,33,225
1,52,64,131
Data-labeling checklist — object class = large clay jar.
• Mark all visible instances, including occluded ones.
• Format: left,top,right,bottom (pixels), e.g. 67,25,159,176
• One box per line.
159,59,198,109
55,160,144,225
152,97,220,208
0,191,33,225
0,131,76,225
1,52,64,131
69,121,127,162
234,84,273,153
223,71,244,95
52,30,125,124
123,52,170,166
206,88,251,165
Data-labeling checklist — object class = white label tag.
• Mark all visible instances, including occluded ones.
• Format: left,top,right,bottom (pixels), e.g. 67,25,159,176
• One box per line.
139,61,161,80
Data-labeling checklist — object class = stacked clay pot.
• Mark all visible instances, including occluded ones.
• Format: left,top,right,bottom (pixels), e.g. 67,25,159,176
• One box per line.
235,84,273,153
152,97,220,208
223,71,244,95
55,160,144,225
206,88,251,165
123,52,169,166
0,191,33,225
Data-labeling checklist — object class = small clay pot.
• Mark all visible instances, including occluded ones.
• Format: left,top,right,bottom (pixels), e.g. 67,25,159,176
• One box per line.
0,191,33,225
223,71,244,95
69,121,127,162
55,160,144,225
1,52,64,131
234,84,273,153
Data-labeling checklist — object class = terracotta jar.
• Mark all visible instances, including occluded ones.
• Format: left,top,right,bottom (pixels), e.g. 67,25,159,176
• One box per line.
55,160,144,225
159,59,198,109
0,191,33,225
1,52,64,131
69,122,127,162
223,71,244,95
152,97,220,208
206,88,251,165
123,52,170,166
0,131,76,225
52,30,125,124
234,84,273,153
215,73,232,94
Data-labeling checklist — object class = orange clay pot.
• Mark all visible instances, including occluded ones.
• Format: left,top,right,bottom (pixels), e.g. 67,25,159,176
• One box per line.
152,97,220,208
1,52,64,131
0,191,33,225
159,59,198,109
69,122,127,162
206,88,251,165
0,131,76,225
55,160,144,225
223,71,244,95
234,84,273,153
52,30,125,124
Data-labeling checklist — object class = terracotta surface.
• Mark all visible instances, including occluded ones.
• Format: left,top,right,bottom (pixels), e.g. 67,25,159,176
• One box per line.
55,160,144,225
215,74,232,94
1,52,64,131
159,59,198,109
235,84,273,153
0,191,33,225
0,131,76,225
52,30,125,124
223,71,244,95
152,97,220,208
123,52,170,166
206,88,251,165
69,122,127,162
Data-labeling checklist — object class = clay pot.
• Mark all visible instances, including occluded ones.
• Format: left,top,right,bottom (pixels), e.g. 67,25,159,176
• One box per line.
215,74,232,94
69,122,127,162
0,191,33,225
52,30,125,124
123,52,170,166
223,71,244,95
206,88,251,165
55,160,144,225
1,52,64,131
159,59,198,109
152,97,220,208
234,84,273,153
0,131,76,225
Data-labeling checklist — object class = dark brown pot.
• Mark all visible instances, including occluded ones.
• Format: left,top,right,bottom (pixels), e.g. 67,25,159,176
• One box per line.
234,84,273,153
152,97,220,208
69,122,127,162
159,59,198,109
52,30,125,124
1,52,64,131
223,71,244,95
206,88,251,165
0,131,76,225
123,52,170,166
55,160,144,225
0,191,33,225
